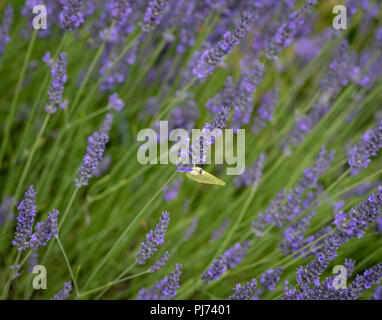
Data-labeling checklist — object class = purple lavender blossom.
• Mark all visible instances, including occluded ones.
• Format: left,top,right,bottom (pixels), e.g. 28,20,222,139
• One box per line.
374,286,382,300
251,189,286,238
136,211,170,264
341,181,381,199
273,147,335,227
235,153,266,188
12,186,37,251
224,240,251,269
75,115,111,188
231,61,264,131
30,209,59,249
183,217,199,241
60,0,85,32
93,154,111,178
201,255,228,283
44,52,68,114
50,281,72,300
137,264,182,300
163,178,183,202
348,121,382,169
28,251,39,273
176,107,230,173
0,196,14,224
0,5,13,59
210,218,230,241
266,0,317,60
252,89,279,135
260,267,283,291
229,279,257,300
140,0,169,32
321,40,353,98
149,251,169,273
282,104,329,154
193,9,256,81
108,93,125,111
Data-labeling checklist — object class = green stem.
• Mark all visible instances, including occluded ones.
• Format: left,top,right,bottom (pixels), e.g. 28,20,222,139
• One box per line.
82,171,176,290
56,236,80,296
1,250,22,299
0,30,38,170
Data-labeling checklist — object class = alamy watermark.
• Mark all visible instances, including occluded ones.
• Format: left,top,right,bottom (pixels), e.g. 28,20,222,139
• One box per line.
136,121,246,175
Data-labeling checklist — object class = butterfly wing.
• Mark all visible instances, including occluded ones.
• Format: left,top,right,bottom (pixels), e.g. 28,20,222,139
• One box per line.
186,167,226,186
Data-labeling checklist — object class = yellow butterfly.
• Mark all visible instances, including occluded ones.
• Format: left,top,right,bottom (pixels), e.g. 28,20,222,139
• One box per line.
186,166,226,186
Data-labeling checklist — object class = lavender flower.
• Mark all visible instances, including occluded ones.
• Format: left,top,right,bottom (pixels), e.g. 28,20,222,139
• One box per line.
232,61,265,130
50,281,72,300
374,286,382,300
176,107,230,172
210,218,230,241
0,196,14,224
162,178,183,202
266,0,317,60
140,0,169,32
282,104,329,154
348,121,382,169
12,186,37,251
107,93,125,111
30,209,59,249
136,211,170,264
137,264,182,300
0,5,13,59
251,189,286,238
60,0,85,32
235,153,266,188
201,255,228,283
75,116,111,188
28,251,39,273
321,40,353,98
252,89,279,135
183,217,199,240
273,147,334,227
260,267,283,291
44,52,68,114
344,264,382,300
149,251,169,273
193,9,255,81
229,279,257,300
224,240,251,268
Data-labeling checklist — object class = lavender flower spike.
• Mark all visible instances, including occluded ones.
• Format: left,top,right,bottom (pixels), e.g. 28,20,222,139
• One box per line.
30,209,59,249
108,93,125,111
137,264,182,300
0,5,13,59
229,279,257,300
149,251,169,273
235,153,266,188
141,0,169,32
44,52,68,114
348,121,382,169
60,0,85,32
12,185,37,251
75,116,111,188
136,211,170,264
201,255,228,283
50,281,72,300
193,9,256,81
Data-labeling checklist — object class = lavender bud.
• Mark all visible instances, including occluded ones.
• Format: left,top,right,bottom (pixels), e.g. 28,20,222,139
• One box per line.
50,281,72,300
12,186,37,251
136,211,170,264
60,0,85,32
229,279,257,300
45,52,68,114
260,266,283,291
140,0,169,32
0,5,13,59
107,93,125,111
137,264,182,300
30,209,59,249
149,251,169,273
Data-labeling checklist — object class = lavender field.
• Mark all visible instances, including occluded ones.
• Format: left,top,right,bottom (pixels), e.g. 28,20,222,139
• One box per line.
0,0,382,301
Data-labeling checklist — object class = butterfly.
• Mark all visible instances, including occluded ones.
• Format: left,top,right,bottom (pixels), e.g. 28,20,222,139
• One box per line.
186,166,226,186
